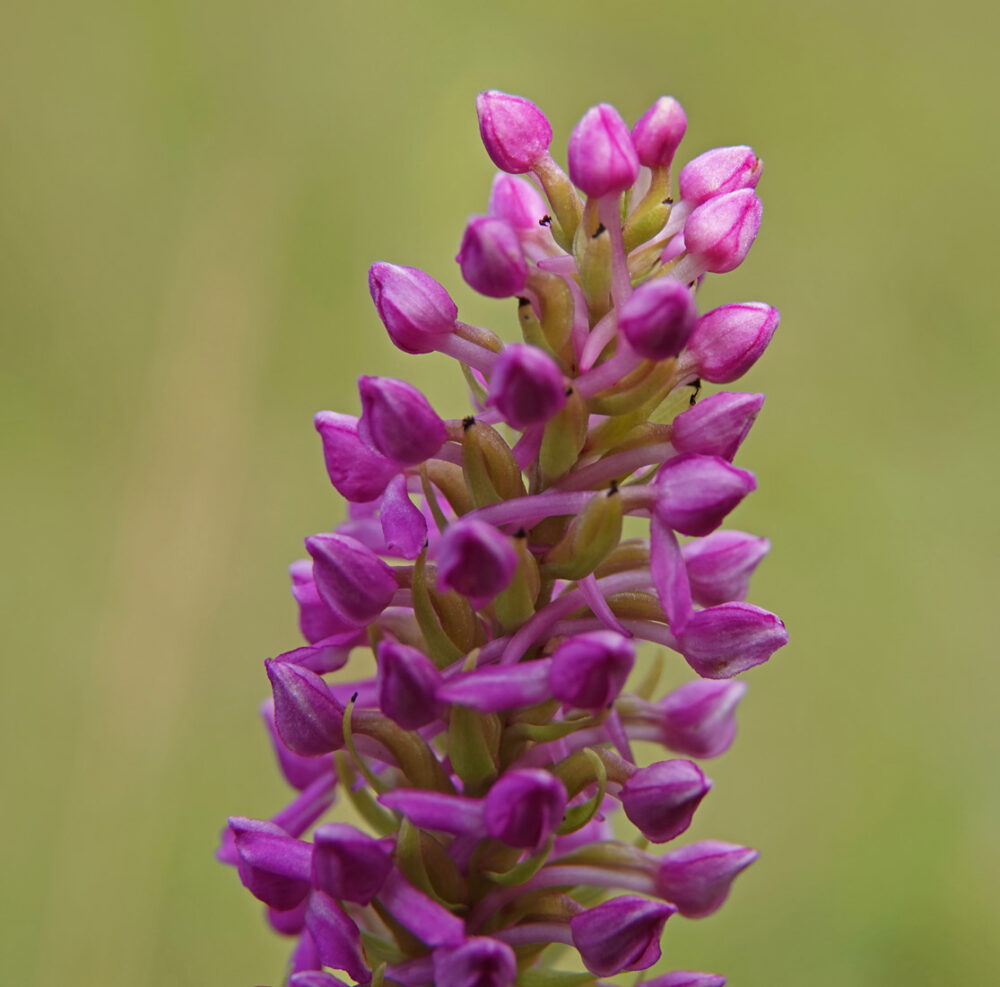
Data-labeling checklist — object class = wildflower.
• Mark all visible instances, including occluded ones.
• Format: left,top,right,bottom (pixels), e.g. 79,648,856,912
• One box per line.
221,89,787,985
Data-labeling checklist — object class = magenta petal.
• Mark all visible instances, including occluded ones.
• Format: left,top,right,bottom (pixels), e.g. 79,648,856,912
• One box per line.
378,870,466,946
434,518,517,605
679,146,761,206
313,410,399,503
457,215,528,299
655,454,756,537
358,376,447,467
488,173,549,231
568,103,640,198
312,823,393,905
686,303,780,384
677,602,788,678
489,344,567,429
549,631,635,710
632,96,687,170
433,936,517,987
621,760,712,843
266,659,344,756
368,262,458,355
306,532,398,626
377,639,444,729
483,769,568,848
571,895,676,976
304,891,370,983
378,789,485,836
656,840,758,918
681,530,770,606
651,514,693,633
670,392,765,462
437,661,553,713
229,817,312,911
659,679,747,758
380,475,428,559
643,973,727,987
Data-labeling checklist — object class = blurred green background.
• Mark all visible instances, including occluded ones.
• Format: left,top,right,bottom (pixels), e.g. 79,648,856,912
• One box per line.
3,0,999,983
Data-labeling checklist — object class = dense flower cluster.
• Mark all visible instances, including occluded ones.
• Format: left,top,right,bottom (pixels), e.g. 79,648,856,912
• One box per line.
219,90,787,987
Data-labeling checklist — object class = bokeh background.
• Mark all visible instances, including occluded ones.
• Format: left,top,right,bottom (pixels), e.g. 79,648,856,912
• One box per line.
3,0,999,983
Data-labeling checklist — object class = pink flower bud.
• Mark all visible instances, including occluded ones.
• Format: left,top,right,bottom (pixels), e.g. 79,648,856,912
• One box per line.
265,659,345,756
358,376,447,466
655,453,757,537
571,895,676,976
456,216,528,298
671,392,764,461
289,559,361,645
632,96,688,169
376,639,443,730
621,760,712,843
683,189,762,274
311,823,393,905
659,679,747,758
677,602,788,678
304,891,369,983
549,630,635,710
484,769,568,848
368,262,458,355
433,937,517,987
489,343,566,429
568,103,640,198
261,699,332,791
685,302,780,383
681,530,770,606
228,817,313,911
379,475,427,559
476,90,553,174
488,173,548,231
619,278,698,360
313,411,398,504
434,518,517,607
656,840,758,918
305,532,398,626
678,146,761,206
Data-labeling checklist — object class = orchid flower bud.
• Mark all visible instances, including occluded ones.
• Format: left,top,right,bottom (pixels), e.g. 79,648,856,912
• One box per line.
632,96,688,170
435,518,517,607
619,277,698,360
265,659,345,756
376,639,443,729
457,216,528,298
483,769,568,848
269,899,308,935
358,376,447,466
488,173,548,231
679,146,761,206
261,699,332,791
311,823,393,905
228,817,312,910
677,602,788,678
681,530,770,606
313,411,398,503
655,453,757,537
489,343,566,429
643,973,727,987
685,302,780,383
305,532,397,626
368,262,458,355
621,760,712,843
289,560,360,646
683,189,762,274
659,679,747,758
568,103,640,198
304,891,370,983
289,931,322,974
477,90,553,174
433,937,517,987
656,840,758,917
571,895,676,976
671,392,764,462
549,630,635,710
379,474,427,559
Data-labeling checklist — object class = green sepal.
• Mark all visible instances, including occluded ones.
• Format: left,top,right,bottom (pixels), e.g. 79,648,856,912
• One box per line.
351,706,456,793
423,460,475,517
552,838,654,873
462,421,526,507
494,535,540,633
586,360,676,417
534,156,582,247
526,271,575,355
517,298,560,363
449,699,500,793
633,651,664,701
412,550,463,668
461,360,490,406
333,751,399,835
543,487,622,580
539,388,587,483
360,931,407,967
395,819,465,907
342,695,388,794
505,714,596,743
556,749,606,834
485,836,555,886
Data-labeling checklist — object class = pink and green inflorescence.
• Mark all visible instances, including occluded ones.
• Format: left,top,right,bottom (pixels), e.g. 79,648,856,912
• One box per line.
219,90,787,987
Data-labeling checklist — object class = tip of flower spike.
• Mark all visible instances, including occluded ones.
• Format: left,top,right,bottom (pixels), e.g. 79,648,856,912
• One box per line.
476,90,552,174
632,96,688,169
568,102,639,198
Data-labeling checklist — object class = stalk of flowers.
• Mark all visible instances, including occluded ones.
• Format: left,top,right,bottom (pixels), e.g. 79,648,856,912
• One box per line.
219,90,787,987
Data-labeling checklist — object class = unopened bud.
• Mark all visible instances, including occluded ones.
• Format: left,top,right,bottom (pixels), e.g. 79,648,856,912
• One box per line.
656,841,758,918
632,96,687,170
311,823,393,905
571,895,675,976
358,376,447,467
489,343,566,429
265,659,344,756
678,146,761,205
619,277,698,360
435,518,517,607
550,630,635,710
655,453,756,537
305,532,397,626
477,90,552,174
670,392,764,461
228,817,312,910
433,937,517,987
568,103,640,198
683,189,762,274
313,411,398,503
677,602,787,678
376,639,443,730
659,679,747,758
488,173,549,231
457,215,528,298
685,303,780,383
484,769,568,848
681,530,770,606
368,262,457,355
621,760,711,843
